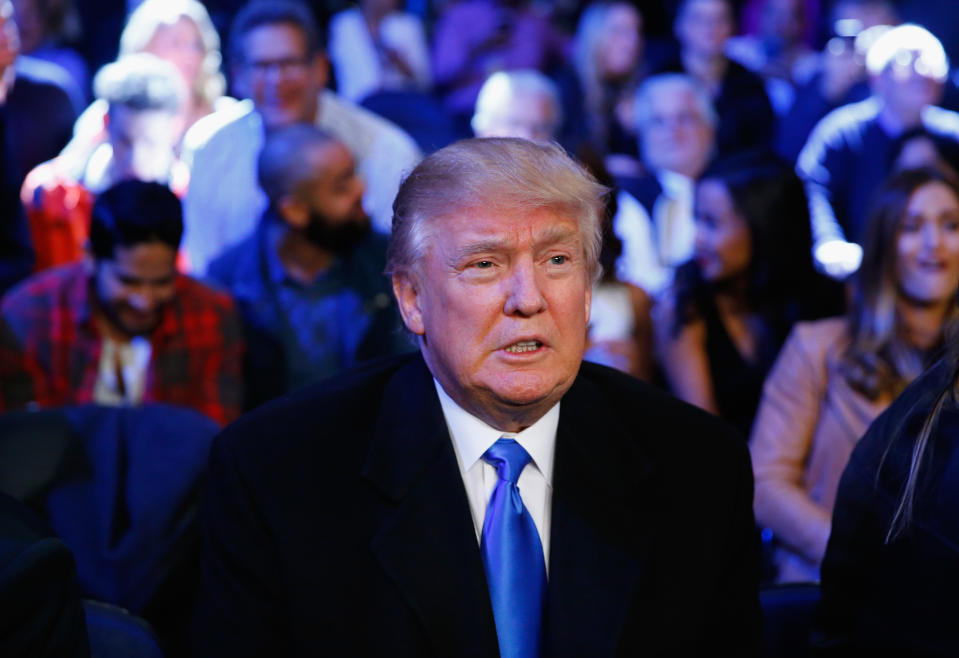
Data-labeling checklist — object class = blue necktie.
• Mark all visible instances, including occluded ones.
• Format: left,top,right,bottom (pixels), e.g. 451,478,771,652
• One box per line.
481,438,547,658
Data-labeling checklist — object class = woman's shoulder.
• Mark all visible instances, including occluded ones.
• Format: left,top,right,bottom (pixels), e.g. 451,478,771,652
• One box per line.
788,317,850,356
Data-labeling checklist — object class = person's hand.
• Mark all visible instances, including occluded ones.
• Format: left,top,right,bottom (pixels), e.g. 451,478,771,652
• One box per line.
814,239,863,280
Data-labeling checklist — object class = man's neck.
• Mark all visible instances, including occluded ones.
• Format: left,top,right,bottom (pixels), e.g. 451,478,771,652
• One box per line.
681,50,727,93
275,222,334,284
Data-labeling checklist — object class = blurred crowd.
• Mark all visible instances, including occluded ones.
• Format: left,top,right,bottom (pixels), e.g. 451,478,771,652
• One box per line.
2,0,959,654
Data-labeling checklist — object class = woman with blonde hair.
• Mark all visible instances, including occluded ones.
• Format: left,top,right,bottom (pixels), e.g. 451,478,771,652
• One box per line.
63,0,232,160
751,167,959,585
561,1,643,165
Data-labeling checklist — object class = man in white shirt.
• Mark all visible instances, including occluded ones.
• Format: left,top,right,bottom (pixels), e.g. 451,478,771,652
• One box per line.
613,73,717,298
181,0,421,274
194,138,761,657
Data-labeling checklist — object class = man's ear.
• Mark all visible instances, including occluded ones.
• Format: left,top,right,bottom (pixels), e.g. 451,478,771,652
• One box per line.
392,272,426,336
278,196,310,230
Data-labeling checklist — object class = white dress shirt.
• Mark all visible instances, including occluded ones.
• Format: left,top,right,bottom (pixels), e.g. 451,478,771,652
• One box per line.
434,380,557,570
613,169,696,298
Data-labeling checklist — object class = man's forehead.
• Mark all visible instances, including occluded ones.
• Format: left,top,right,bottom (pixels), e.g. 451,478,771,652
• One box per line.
439,208,582,247
244,22,309,58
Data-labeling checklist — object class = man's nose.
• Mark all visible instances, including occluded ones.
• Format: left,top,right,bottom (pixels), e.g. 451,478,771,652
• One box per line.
503,260,547,316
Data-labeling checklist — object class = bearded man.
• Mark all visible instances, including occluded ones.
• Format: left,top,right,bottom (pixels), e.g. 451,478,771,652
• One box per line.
207,124,410,409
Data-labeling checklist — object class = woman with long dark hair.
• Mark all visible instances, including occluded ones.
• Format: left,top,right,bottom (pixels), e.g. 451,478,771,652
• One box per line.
752,167,959,584
812,170,959,654
654,154,820,435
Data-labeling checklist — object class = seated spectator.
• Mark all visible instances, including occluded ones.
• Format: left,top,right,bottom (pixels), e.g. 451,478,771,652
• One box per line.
208,125,410,408
811,182,959,656
430,0,567,133
776,0,898,162
471,69,561,144
558,1,644,165
751,167,959,583
724,0,819,115
21,53,187,271
654,156,818,435
655,0,776,157
613,74,716,299
0,0,77,188
0,180,243,425
328,0,431,104
63,0,233,163
797,23,959,280
11,0,88,102
183,0,421,274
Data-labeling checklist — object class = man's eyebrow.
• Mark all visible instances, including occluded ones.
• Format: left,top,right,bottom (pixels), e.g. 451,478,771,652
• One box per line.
450,239,509,262
534,224,580,248
448,224,582,262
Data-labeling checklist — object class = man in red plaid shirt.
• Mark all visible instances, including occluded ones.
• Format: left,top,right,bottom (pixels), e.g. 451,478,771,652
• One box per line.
0,180,243,425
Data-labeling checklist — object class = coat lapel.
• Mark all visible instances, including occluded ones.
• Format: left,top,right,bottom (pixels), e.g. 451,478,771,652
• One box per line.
544,373,652,657
362,357,499,657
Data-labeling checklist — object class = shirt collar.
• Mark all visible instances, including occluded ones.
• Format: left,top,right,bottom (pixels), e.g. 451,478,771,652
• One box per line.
434,378,558,485
656,169,694,200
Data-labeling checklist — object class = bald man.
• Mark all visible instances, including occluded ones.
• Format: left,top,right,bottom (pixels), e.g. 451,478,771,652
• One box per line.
207,124,410,409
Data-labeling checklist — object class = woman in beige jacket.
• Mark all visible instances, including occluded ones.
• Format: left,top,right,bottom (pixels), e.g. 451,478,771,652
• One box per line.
750,167,959,582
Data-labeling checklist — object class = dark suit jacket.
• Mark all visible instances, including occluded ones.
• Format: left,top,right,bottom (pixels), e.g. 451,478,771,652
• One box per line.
193,353,761,656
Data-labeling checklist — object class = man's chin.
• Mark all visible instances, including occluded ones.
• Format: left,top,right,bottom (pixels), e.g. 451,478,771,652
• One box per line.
115,313,160,337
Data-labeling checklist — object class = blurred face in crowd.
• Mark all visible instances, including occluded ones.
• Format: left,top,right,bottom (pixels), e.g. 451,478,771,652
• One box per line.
474,88,559,143
639,85,714,178
759,0,805,47
675,0,733,60
107,105,179,184
95,242,178,337
874,50,944,127
143,16,205,95
896,181,959,307
0,0,19,74
693,179,752,282
596,3,642,80
394,206,591,432
235,21,327,130
291,140,369,251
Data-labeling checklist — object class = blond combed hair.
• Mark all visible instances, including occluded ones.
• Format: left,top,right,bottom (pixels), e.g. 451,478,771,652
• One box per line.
386,138,608,284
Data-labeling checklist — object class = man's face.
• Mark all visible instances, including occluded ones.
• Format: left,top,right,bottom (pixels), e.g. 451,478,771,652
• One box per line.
234,22,327,130
94,242,178,337
875,52,944,124
676,0,733,60
393,207,591,431
296,141,369,250
107,105,179,183
476,90,558,143
640,87,714,178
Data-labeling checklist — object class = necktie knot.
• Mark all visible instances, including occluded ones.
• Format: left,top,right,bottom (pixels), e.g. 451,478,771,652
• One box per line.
483,438,532,485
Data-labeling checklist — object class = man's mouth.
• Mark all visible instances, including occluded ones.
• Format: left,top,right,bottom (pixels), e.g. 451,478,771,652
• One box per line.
504,340,542,354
